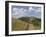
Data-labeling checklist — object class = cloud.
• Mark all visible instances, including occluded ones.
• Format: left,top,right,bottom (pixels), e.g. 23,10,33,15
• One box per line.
12,6,41,18
29,7,41,14
32,7,41,13
12,7,27,18
29,7,32,10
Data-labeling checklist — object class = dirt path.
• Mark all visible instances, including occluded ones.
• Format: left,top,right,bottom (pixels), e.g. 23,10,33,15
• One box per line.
24,23,35,30
28,24,35,30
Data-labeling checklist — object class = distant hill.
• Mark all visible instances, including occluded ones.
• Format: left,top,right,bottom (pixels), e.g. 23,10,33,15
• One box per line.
18,16,41,26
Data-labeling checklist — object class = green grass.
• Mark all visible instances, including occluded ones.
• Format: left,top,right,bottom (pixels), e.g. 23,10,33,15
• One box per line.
19,16,41,26
12,16,41,31
12,18,28,31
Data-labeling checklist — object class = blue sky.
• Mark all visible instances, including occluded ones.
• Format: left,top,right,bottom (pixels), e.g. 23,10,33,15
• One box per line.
12,6,41,18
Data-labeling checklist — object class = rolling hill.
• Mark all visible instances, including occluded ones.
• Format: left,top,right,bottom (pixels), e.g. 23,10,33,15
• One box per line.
18,16,41,26
12,16,41,31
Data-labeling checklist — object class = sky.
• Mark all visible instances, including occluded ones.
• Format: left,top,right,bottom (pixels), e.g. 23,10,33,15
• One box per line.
12,5,41,18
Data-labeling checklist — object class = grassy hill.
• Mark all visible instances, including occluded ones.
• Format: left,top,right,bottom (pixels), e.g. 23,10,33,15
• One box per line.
12,16,41,31
18,16,41,26
12,18,29,31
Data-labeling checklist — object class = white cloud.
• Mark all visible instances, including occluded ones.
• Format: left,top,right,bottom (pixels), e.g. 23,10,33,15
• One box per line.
20,8,24,11
29,7,32,10
13,8,19,11
13,8,27,18
29,7,41,14
12,7,41,18
28,7,35,12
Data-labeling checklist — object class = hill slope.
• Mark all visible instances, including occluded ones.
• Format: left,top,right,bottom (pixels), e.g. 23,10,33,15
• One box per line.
18,16,41,26
12,16,41,31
